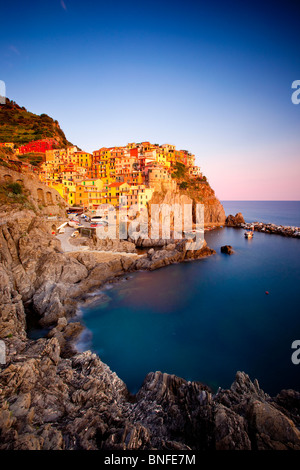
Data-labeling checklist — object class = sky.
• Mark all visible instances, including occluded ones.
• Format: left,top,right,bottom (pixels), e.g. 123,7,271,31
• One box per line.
0,0,300,200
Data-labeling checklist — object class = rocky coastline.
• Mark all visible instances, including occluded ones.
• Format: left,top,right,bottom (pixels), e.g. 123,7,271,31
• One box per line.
241,221,300,238
1,211,300,450
226,212,300,238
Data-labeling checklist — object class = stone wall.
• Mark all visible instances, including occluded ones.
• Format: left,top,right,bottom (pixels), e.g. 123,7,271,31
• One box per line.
147,168,177,192
0,166,67,216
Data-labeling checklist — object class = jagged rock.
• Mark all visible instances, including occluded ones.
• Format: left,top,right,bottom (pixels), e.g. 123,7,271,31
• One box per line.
132,371,214,450
247,400,300,450
94,238,137,253
226,212,245,227
274,389,300,427
166,243,176,251
47,321,84,356
135,239,215,271
39,424,65,450
10,393,31,418
132,237,170,248
35,252,88,289
214,403,251,450
76,252,98,270
0,265,26,339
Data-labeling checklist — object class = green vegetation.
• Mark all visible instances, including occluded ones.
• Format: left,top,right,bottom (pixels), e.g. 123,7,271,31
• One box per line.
171,162,187,179
5,182,23,194
0,181,30,207
179,181,189,190
169,160,210,207
0,99,73,147
18,152,46,167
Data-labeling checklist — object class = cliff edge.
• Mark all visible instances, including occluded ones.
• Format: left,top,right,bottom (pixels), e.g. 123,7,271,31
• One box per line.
148,162,225,228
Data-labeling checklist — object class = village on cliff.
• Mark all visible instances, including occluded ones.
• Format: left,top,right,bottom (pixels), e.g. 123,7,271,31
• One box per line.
0,139,203,211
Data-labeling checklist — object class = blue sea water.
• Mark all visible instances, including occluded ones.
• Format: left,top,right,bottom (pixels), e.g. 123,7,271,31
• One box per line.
222,200,300,227
78,202,300,395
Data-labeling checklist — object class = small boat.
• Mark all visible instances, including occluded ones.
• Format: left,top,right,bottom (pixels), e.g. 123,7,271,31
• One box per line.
68,220,78,227
244,230,253,239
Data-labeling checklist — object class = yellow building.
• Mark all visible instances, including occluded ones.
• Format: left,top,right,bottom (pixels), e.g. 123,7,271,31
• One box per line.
86,189,105,209
127,185,153,208
48,181,65,199
75,184,89,208
155,150,171,168
74,152,93,169
62,179,77,206
106,182,130,206
81,178,103,191
45,148,66,164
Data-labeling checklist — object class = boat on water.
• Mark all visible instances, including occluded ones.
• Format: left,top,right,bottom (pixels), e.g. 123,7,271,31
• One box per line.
244,230,254,239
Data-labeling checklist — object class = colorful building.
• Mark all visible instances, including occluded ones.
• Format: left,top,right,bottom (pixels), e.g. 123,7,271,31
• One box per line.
38,141,202,211
127,185,154,208
17,138,58,155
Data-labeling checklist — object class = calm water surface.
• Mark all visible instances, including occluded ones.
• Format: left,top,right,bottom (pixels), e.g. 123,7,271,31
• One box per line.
222,201,300,226
79,225,300,395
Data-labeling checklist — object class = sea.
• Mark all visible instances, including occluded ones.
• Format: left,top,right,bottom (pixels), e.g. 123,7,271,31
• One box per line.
222,200,300,227
77,201,300,396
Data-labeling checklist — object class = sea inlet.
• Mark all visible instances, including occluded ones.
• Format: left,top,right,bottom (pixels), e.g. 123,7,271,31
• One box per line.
78,226,300,395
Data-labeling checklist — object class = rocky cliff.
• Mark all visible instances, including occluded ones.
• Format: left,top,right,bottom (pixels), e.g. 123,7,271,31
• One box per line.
0,209,299,450
0,166,67,219
149,184,225,229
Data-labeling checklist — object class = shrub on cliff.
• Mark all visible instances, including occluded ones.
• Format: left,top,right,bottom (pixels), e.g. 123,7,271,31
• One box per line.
179,181,189,190
0,181,30,207
5,182,23,194
171,162,187,179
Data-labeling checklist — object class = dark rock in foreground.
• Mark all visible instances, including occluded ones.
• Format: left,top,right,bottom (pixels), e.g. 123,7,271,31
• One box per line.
1,341,300,450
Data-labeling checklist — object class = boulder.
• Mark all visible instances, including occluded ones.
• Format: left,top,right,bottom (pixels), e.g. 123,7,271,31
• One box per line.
221,245,234,255
226,212,245,227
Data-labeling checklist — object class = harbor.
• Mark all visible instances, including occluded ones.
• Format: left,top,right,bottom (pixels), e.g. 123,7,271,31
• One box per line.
239,221,300,238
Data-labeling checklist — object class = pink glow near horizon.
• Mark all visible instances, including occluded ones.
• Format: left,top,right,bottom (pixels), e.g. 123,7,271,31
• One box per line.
199,143,300,201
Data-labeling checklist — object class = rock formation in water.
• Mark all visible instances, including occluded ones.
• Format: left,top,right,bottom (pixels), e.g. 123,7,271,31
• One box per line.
221,245,234,255
226,212,245,227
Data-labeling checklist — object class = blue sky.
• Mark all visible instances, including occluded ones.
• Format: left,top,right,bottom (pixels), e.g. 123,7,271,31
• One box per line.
1,0,300,199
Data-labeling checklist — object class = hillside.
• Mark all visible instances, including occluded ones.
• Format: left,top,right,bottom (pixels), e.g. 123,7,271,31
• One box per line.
0,165,67,218
0,98,73,147
148,161,226,228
